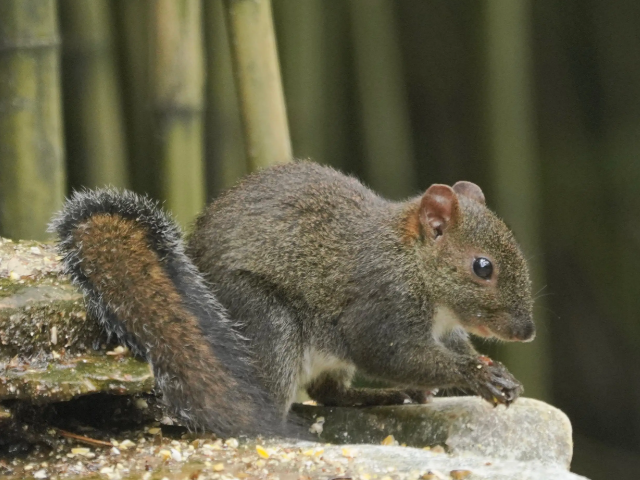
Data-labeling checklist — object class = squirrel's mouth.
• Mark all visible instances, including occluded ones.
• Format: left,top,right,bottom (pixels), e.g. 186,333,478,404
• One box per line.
463,312,536,343
465,324,493,338
434,306,535,343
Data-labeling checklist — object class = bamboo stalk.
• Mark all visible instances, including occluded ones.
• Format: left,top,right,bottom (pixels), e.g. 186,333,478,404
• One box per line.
111,0,152,195
272,0,326,163
59,0,129,190
483,0,550,400
150,0,205,226
203,0,247,197
593,4,640,343
348,0,415,199
0,0,66,240
318,2,351,171
223,0,292,170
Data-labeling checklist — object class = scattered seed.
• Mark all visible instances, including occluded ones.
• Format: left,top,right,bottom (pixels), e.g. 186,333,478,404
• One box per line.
106,346,127,356
341,447,355,458
256,445,270,458
119,439,136,450
170,448,182,461
381,435,396,446
450,470,472,479
309,416,325,435
225,438,239,448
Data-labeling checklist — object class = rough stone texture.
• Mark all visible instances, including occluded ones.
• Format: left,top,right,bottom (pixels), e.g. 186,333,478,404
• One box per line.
0,239,152,405
0,238,110,360
0,353,154,403
307,443,588,480
0,238,585,478
0,437,589,480
296,397,573,468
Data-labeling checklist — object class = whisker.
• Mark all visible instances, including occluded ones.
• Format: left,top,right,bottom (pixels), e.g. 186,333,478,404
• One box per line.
533,284,549,297
532,292,555,301
532,304,561,320
524,251,545,263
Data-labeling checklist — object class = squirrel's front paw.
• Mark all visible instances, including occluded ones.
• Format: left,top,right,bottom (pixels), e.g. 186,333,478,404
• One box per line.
467,356,523,406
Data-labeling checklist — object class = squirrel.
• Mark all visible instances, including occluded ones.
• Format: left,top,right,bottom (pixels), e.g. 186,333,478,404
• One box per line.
51,161,535,437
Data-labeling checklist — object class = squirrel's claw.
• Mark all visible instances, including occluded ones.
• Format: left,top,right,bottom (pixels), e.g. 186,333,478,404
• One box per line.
467,356,523,407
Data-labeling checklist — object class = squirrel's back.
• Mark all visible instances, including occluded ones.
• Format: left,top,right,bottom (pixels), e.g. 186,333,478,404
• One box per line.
51,189,288,437
187,162,397,316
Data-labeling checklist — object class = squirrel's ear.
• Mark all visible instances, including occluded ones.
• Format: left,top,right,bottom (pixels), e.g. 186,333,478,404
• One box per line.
419,184,459,237
452,181,485,204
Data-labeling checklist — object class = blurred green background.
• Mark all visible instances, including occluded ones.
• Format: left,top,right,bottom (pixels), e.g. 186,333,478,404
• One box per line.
0,1,638,478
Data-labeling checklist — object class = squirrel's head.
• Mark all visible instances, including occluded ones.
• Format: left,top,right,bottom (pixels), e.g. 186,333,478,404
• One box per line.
412,181,535,343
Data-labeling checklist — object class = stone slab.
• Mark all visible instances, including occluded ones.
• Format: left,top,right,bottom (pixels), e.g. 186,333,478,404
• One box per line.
296,396,573,468
0,353,153,403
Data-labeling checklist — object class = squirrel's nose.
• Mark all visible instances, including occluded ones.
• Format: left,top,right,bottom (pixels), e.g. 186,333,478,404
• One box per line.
512,318,536,342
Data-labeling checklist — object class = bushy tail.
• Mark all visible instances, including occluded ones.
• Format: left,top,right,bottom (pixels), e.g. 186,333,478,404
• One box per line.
50,189,288,437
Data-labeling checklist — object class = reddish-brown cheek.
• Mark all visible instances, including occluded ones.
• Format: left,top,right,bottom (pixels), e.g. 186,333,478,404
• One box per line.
467,324,492,338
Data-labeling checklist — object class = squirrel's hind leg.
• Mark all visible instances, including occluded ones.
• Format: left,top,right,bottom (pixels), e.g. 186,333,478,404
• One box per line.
306,370,434,406
204,272,305,416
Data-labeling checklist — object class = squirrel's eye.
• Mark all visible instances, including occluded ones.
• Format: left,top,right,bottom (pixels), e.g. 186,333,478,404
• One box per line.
473,257,493,280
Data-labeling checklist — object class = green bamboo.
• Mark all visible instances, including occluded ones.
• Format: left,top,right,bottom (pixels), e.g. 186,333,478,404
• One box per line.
111,0,152,195
203,0,247,197
348,0,415,199
483,0,550,400
150,0,205,226
59,0,128,190
0,0,66,240
273,0,352,170
593,5,640,343
223,0,292,170
318,2,352,171
272,0,326,163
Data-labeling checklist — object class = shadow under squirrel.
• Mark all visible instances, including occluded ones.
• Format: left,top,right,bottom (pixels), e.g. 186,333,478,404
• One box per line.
51,161,535,437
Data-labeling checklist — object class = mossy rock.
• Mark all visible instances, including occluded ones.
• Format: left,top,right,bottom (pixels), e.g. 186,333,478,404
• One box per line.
0,239,111,360
0,353,153,403
1,239,151,406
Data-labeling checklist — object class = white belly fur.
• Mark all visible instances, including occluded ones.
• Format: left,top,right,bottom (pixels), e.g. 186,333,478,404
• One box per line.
299,347,352,386
432,305,463,342
293,347,353,403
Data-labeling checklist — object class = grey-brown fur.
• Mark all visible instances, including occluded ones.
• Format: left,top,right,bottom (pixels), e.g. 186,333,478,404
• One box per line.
52,162,533,435
188,162,533,413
